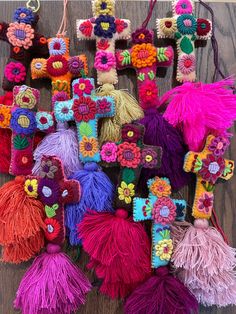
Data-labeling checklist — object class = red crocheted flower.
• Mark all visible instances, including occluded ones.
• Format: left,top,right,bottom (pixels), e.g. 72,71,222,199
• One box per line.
152,197,176,225
117,142,141,168
199,154,225,184
197,18,211,36
97,98,111,114
197,192,213,215
44,218,61,241
115,19,127,33
139,81,158,108
79,20,93,37
97,39,110,50
74,79,93,97
72,96,96,122
15,151,33,170
46,55,68,77
121,125,141,143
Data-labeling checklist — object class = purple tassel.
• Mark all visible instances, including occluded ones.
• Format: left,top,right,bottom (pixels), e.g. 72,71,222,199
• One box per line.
139,108,191,191
14,244,91,314
125,266,198,314
33,122,82,178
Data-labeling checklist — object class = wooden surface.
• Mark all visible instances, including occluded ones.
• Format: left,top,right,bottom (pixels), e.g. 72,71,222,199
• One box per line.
0,1,236,313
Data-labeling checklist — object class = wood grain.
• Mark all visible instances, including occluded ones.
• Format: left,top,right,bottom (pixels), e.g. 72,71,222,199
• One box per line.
0,1,235,313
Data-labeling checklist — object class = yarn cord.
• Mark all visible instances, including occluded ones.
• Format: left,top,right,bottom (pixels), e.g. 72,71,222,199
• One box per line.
141,0,157,29
57,0,69,37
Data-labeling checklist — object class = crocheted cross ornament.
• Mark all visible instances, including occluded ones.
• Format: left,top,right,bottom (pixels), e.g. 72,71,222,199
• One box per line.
0,7,48,91
31,37,88,99
184,134,234,219
76,0,131,85
101,123,162,211
0,85,55,176
156,0,212,82
116,28,173,110
54,78,115,163
133,176,186,268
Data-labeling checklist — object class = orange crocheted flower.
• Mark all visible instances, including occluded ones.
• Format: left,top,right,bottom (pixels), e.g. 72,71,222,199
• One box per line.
131,43,157,68
150,178,171,197
7,22,34,49
0,106,11,128
80,136,98,158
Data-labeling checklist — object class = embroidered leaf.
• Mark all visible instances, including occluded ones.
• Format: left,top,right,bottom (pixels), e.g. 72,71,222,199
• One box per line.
223,163,233,177
159,229,170,239
157,48,168,62
121,50,131,66
191,34,197,41
122,168,135,184
194,157,203,172
45,204,59,218
202,181,215,192
148,71,155,80
137,72,145,81
175,32,182,39
13,135,29,150
180,36,193,54
79,122,93,137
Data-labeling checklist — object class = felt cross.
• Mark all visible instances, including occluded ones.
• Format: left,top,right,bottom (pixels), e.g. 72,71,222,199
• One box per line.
116,28,173,110
54,77,115,163
100,123,162,211
31,37,88,99
156,0,212,82
0,7,48,91
25,155,81,246
76,0,131,85
0,85,55,176
184,134,234,219
133,176,186,268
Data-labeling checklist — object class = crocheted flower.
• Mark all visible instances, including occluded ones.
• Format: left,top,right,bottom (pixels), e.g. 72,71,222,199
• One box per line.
4,62,26,83
31,59,47,78
38,178,60,205
49,38,67,55
152,197,176,225
118,181,135,204
121,125,141,143
97,98,112,114
139,81,158,106
117,142,141,168
150,178,171,197
94,0,114,16
141,148,159,168
15,87,37,109
177,14,197,35
115,19,127,34
0,106,11,128
101,142,117,163
40,159,58,179
68,57,84,75
54,101,73,122
36,112,54,131
73,97,96,122
44,218,61,241
208,136,229,157
159,18,177,37
175,0,193,15
197,19,211,36
155,239,173,261
197,192,214,215
13,7,36,24
199,154,225,183
94,51,116,72
7,22,34,49
132,28,153,44
80,136,98,158
24,178,38,198
46,55,68,77
97,39,110,50
74,79,93,97
94,15,116,38
15,151,33,169
51,91,69,107
178,54,195,75
10,108,37,135
131,43,157,68
79,20,93,37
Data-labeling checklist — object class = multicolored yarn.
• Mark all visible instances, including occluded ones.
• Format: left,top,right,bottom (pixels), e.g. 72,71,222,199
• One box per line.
157,0,212,82
76,0,131,85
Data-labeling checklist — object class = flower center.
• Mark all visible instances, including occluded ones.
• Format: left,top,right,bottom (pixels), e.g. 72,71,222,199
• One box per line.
105,150,112,156
184,59,192,68
53,42,61,50
123,188,130,197
160,206,170,218
165,21,172,28
47,224,54,233
163,245,169,253
42,186,52,197
146,90,152,96
72,61,79,68
145,154,153,162
62,106,69,114
39,116,48,124
127,131,134,137
123,149,134,161
79,83,86,90
138,33,145,39
101,2,107,9
52,61,63,69
35,62,42,70
137,49,149,59
20,13,27,18
101,22,110,31
17,115,30,128
15,29,26,40
28,185,33,192
43,165,50,173
62,189,68,197
12,68,20,75
203,198,211,208
101,56,108,64
181,3,187,8
183,19,192,27
85,142,93,151
201,22,206,29
208,162,220,174
78,103,89,114
22,96,29,103
216,142,224,150
21,156,28,164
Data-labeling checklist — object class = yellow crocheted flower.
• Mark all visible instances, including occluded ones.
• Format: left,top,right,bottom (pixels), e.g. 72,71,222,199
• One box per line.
0,106,11,128
118,181,135,204
159,18,177,37
150,178,171,197
24,178,38,198
31,58,47,79
131,43,157,69
155,239,173,261
79,136,98,158
15,88,37,109
93,0,115,16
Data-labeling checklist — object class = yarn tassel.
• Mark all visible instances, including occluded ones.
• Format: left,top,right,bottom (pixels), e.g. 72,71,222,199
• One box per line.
124,266,198,314
161,78,236,151
14,243,91,314
33,122,81,178
79,209,151,299
66,162,114,245
139,108,191,191
96,83,143,143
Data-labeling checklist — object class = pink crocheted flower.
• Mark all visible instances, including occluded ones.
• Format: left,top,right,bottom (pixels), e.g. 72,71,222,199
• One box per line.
178,54,195,75
117,142,141,168
152,197,176,225
94,51,116,72
4,62,26,83
139,81,158,108
74,79,93,97
101,142,117,163
175,0,193,15
197,192,213,215
97,99,111,114
7,22,34,49
199,154,225,184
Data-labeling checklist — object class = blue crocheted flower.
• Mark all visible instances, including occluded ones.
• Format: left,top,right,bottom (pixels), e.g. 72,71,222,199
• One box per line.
13,7,36,24
36,112,54,131
177,14,197,35
54,101,74,122
94,15,116,38
10,108,37,135
49,38,67,56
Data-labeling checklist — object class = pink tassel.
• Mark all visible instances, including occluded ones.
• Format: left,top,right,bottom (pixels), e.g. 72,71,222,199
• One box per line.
171,220,192,249
14,244,91,314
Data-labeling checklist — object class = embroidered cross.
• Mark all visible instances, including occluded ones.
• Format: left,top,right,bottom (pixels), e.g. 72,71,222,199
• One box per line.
76,0,131,85
133,176,186,268
184,135,234,219
0,85,55,175
116,28,173,109
0,7,48,91
100,123,162,211
31,37,88,98
54,77,115,163
156,0,212,82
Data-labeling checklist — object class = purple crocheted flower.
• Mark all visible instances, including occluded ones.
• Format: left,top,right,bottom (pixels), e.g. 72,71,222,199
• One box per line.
10,108,37,135
51,91,69,108
94,15,116,38
68,57,84,75
208,136,229,157
131,28,153,44
38,178,60,205
141,148,159,168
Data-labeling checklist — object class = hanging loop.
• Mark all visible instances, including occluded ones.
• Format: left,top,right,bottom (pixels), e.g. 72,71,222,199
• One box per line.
26,0,41,13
